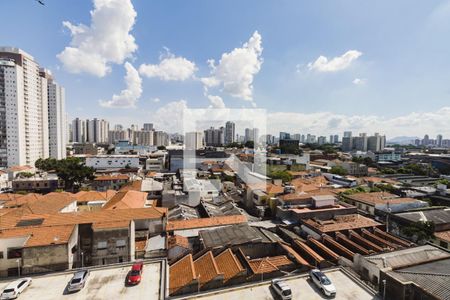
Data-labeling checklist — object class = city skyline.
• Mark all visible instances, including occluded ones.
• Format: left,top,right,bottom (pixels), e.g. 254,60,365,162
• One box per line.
1,0,450,136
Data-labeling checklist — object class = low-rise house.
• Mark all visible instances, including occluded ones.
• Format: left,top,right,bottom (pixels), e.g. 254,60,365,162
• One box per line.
85,155,140,170
92,174,129,191
5,165,35,181
0,225,77,277
102,190,151,210
74,190,117,211
167,235,191,263
12,173,62,193
341,192,428,216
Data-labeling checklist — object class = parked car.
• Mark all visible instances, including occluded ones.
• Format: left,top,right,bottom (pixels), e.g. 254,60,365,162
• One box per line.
270,279,292,300
309,269,336,297
0,278,32,299
67,270,89,292
127,261,144,286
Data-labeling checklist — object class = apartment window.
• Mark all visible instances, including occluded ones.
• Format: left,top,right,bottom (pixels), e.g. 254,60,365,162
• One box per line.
97,241,107,250
0,251,3,259
116,239,126,249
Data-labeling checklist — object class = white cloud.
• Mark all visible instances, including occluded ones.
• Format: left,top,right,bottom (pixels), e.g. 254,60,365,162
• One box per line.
139,50,197,81
207,95,226,108
152,100,188,133
307,50,362,72
152,98,161,103
201,31,263,101
352,78,367,85
267,107,450,137
57,0,137,77
99,62,142,108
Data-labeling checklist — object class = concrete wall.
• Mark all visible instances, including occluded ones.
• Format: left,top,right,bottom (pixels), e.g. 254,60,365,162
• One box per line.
0,236,27,277
22,244,69,275
90,227,130,266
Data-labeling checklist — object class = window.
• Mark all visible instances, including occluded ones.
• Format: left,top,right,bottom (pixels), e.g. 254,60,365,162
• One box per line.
7,248,22,259
97,241,107,250
116,239,126,249
0,251,3,259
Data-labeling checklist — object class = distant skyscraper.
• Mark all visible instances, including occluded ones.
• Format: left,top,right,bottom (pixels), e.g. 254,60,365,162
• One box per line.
0,47,53,167
318,136,327,145
280,132,291,140
204,127,224,146
72,118,87,143
344,131,352,138
87,118,109,143
423,134,430,146
437,134,443,147
225,121,235,145
143,123,154,131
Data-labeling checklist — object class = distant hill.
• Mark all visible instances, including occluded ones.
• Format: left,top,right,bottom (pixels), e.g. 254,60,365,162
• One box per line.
387,136,419,145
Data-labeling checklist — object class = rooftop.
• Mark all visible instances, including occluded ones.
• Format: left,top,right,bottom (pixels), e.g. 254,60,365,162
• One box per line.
344,192,417,206
199,224,269,248
169,254,197,295
194,251,223,287
214,249,245,282
303,214,381,233
394,208,450,224
0,224,75,247
166,215,247,231
102,190,148,210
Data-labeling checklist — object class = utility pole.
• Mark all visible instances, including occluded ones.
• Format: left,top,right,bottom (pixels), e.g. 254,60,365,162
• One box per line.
382,279,387,300
16,259,20,277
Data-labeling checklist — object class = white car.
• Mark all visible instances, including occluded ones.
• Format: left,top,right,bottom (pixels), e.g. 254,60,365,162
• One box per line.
309,269,336,297
0,278,32,299
271,279,292,300
67,270,89,292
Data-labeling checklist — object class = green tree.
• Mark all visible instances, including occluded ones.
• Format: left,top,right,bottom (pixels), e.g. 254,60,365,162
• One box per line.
401,221,435,243
35,157,95,191
330,166,348,176
269,170,292,183
244,141,254,148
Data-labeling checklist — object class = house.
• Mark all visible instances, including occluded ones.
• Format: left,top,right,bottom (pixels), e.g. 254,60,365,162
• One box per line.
102,190,151,210
341,192,428,216
85,155,140,170
12,173,62,193
92,174,129,191
74,190,117,211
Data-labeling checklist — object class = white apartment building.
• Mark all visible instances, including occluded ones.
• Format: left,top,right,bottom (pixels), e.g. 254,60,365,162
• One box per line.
40,69,66,159
87,118,109,144
0,47,51,168
72,117,87,143
185,132,204,150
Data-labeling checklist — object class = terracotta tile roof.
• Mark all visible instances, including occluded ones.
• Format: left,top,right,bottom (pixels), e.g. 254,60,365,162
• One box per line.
169,254,197,295
26,192,76,214
0,224,75,248
0,194,25,202
435,230,450,243
1,207,167,230
102,190,148,210
344,192,416,206
94,174,129,181
303,214,381,233
168,235,189,249
119,180,142,192
74,191,117,202
215,249,245,282
166,215,247,231
1,193,42,208
194,251,223,287
247,183,284,195
92,220,130,230
279,242,311,266
247,256,292,274
6,165,34,172
135,239,147,251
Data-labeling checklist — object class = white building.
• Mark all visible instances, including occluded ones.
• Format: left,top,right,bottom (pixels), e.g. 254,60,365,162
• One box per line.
0,47,50,168
40,69,66,159
72,118,87,143
185,132,204,150
85,155,140,169
87,118,109,144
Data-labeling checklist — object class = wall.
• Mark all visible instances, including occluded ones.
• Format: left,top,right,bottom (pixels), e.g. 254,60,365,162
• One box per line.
22,244,69,275
0,236,27,277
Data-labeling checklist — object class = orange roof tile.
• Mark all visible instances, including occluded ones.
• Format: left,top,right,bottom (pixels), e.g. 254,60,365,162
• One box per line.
94,174,129,181
119,180,142,192
215,249,245,282
194,251,223,287
168,235,189,249
169,254,197,295
1,207,167,230
92,220,130,230
435,230,450,243
279,242,311,266
166,215,247,231
303,214,381,233
0,225,75,248
247,257,278,274
102,190,148,210
6,165,34,172
344,192,416,206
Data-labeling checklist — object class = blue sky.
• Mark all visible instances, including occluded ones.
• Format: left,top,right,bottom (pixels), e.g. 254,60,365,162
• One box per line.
2,0,450,137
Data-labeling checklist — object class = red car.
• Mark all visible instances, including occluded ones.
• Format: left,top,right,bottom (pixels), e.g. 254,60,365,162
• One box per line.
127,261,144,285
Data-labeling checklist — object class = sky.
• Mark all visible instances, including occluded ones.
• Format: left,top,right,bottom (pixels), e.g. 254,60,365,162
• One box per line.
1,0,450,138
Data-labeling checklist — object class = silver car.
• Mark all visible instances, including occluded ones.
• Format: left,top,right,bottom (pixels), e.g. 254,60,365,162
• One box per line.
309,269,336,297
271,279,292,300
0,278,32,299
67,270,89,292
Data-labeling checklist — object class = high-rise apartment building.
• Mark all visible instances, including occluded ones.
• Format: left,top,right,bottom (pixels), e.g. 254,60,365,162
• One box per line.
87,118,109,144
225,121,235,145
185,132,204,150
204,127,224,146
143,123,153,131
437,134,443,147
72,118,87,143
0,47,56,167
40,69,66,159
